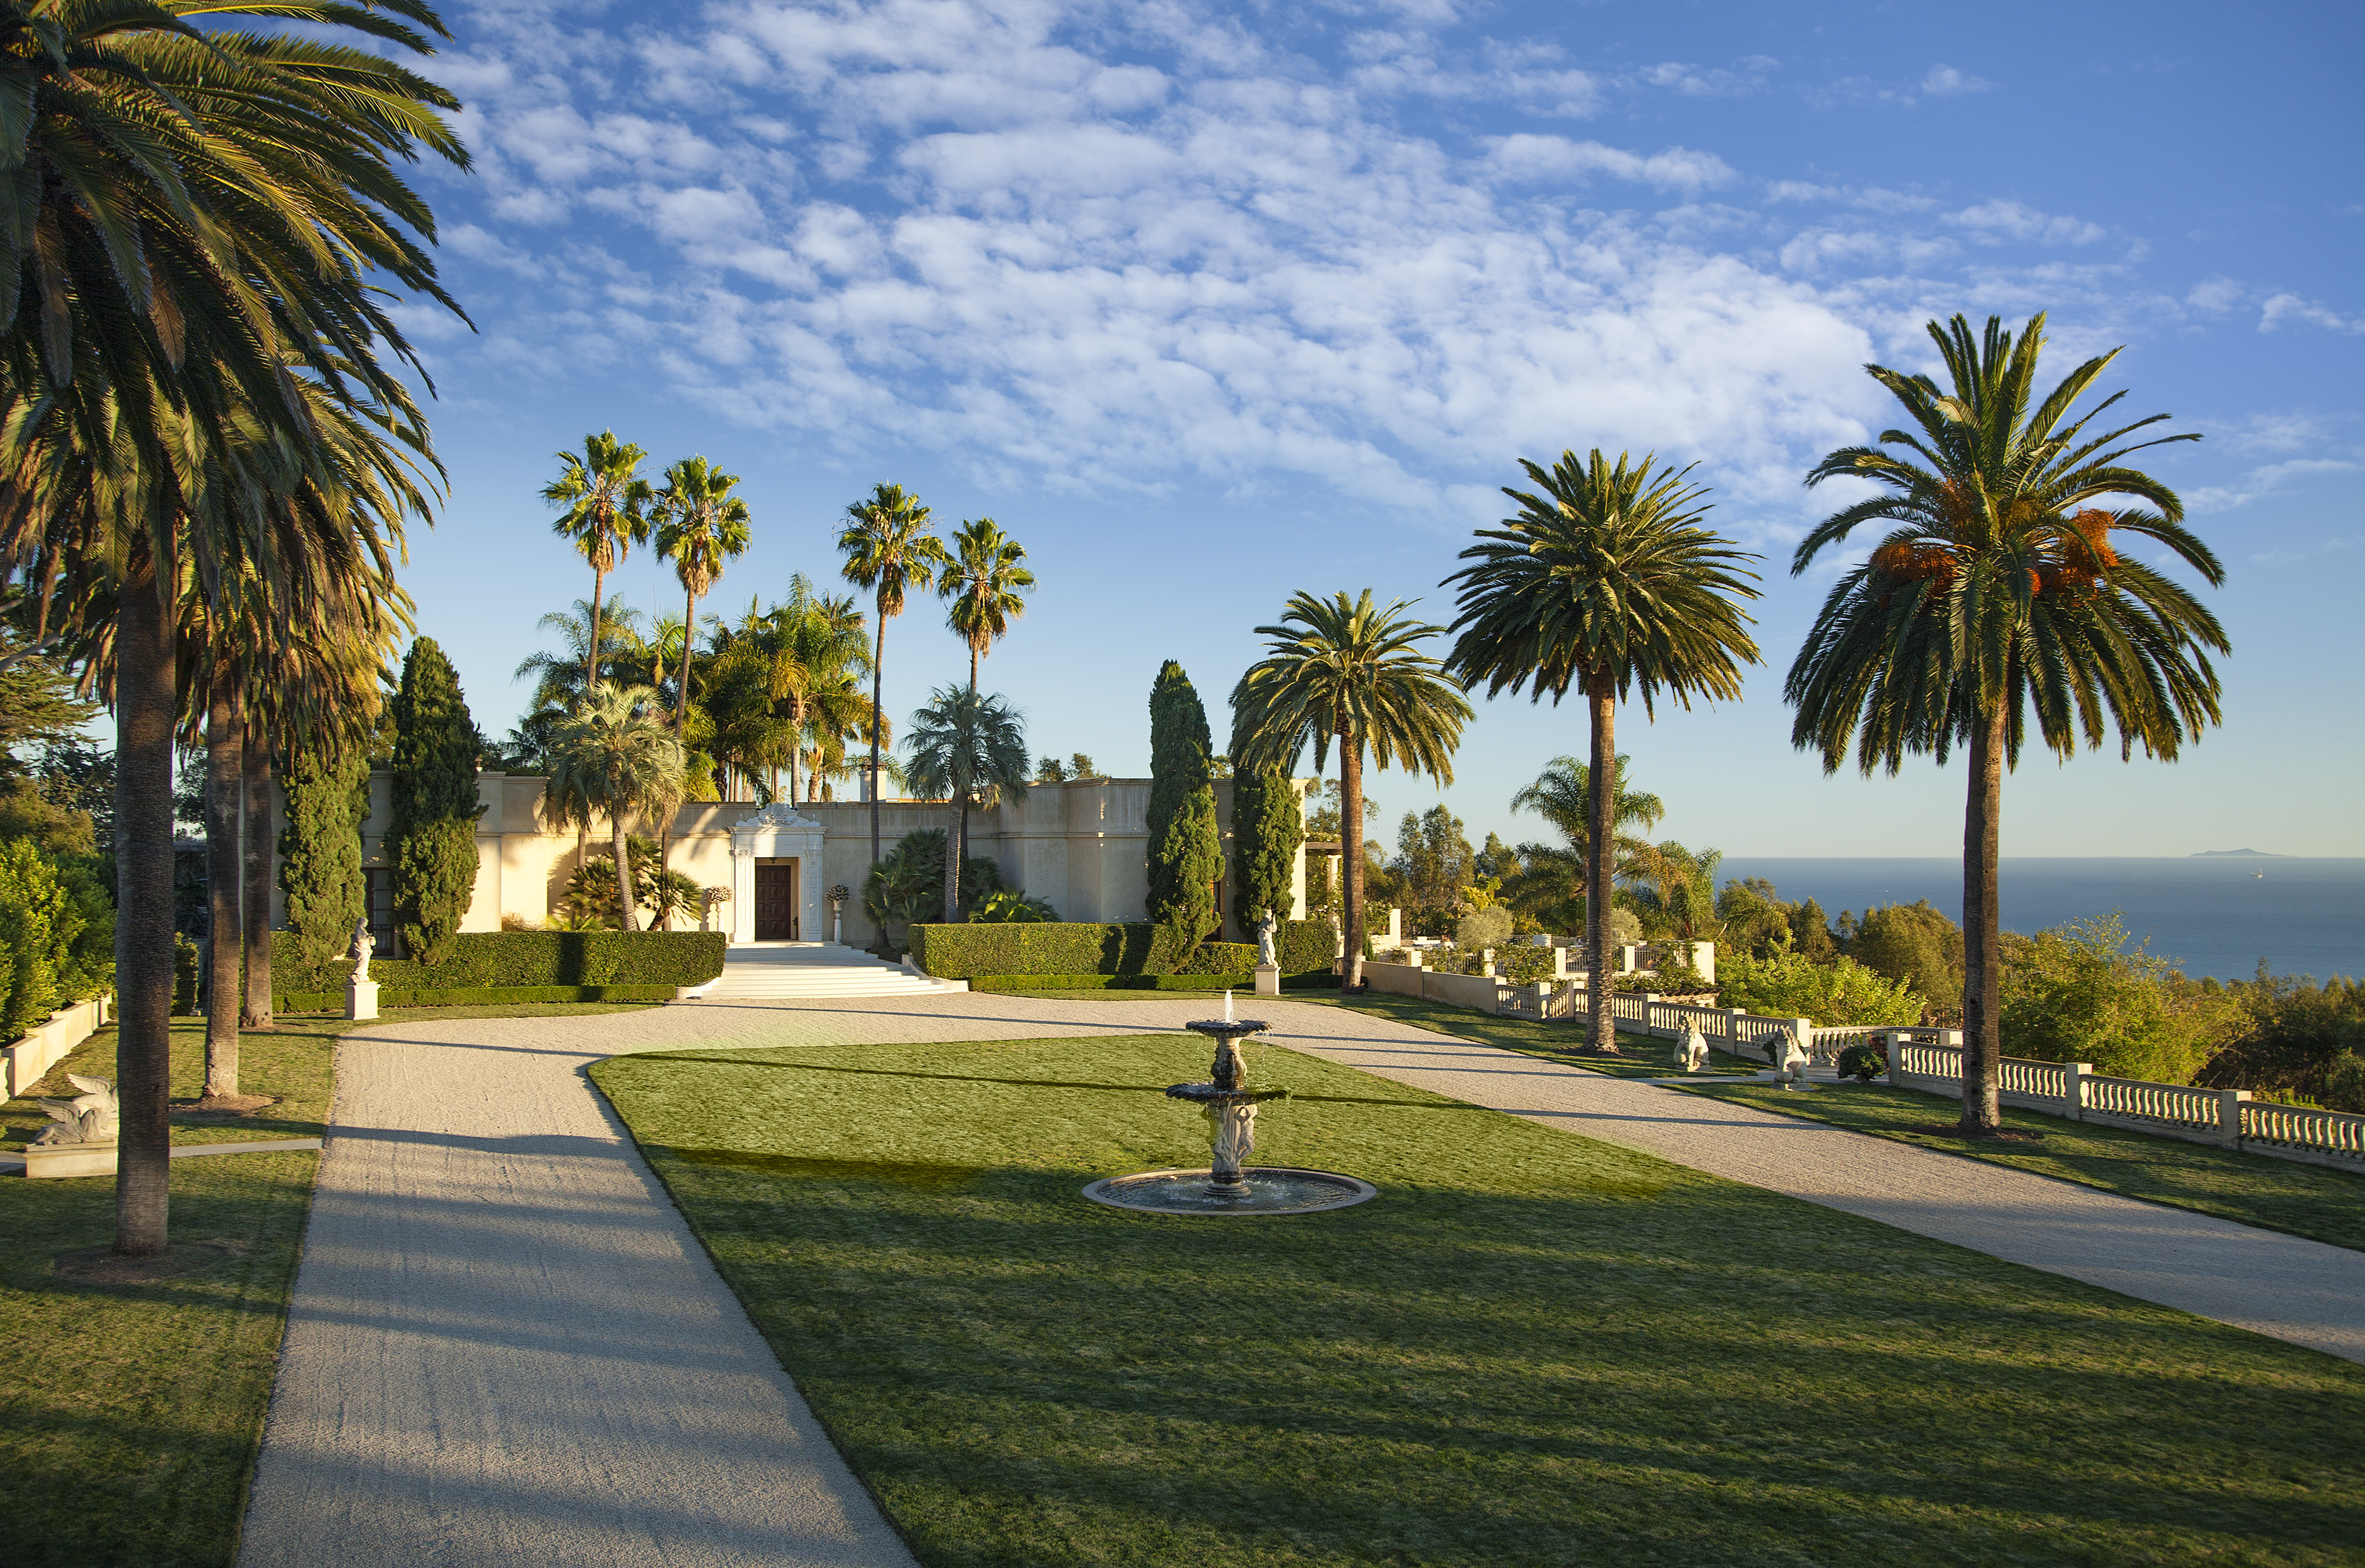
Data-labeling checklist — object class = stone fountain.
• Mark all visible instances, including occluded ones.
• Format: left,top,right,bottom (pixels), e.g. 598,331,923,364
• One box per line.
1081,992,1377,1216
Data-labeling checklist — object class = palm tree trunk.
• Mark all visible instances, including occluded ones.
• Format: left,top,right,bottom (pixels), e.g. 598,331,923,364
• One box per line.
1960,703,2007,1134
115,549,176,1258
241,719,272,1029
944,779,963,924
613,813,638,932
586,566,606,695
203,682,242,1100
1342,739,1366,989
869,608,887,866
676,584,697,750
1587,680,1618,1053
786,697,803,807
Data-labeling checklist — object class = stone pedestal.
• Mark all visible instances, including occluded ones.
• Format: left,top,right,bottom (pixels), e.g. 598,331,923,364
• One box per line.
346,979,379,1022
25,1142,116,1178
1253,963,1281,997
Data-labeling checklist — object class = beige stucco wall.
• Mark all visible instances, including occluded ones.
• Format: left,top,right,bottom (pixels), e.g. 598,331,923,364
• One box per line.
299,772,1314,945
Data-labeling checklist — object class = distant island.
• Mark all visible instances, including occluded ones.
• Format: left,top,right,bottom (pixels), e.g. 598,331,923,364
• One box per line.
2192,848,2289,858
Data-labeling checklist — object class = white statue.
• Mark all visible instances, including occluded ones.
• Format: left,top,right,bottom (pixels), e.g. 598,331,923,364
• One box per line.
1774,1029,1813,1090
1255,909,1279,968
350,917,373,982
1208,1100,1259,1180
1679,1023,1709,1074
34,1074,118,1146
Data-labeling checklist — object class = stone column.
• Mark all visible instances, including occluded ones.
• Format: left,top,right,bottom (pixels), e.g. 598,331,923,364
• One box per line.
2219,1088,2251,1148
346,978,379,1022
2063,1061,2090,1120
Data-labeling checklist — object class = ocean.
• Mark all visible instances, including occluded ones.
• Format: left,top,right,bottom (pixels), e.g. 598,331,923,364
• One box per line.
1712,858,2365,983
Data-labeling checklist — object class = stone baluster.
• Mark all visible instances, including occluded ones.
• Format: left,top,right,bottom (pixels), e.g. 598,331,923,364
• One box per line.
2062,1061,2090,1121
2219,1088,2251,1149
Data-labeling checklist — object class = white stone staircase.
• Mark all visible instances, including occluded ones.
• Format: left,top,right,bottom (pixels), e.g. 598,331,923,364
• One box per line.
680,942,965,1002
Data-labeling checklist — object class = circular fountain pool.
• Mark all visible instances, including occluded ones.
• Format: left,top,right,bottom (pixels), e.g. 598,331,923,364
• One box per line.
1082,1167,1377,1216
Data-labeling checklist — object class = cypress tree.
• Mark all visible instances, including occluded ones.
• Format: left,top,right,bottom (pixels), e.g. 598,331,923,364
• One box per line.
1230,764,1302,934
1145,659,1219,945
279,740,371,970
388,639,483,965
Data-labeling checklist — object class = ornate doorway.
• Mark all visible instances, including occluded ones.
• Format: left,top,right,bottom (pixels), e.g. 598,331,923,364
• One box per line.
755,859,798,940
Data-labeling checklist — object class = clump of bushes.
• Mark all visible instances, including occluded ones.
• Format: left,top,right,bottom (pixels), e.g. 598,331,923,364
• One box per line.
911,917,1337,980
1714,950,1922,1028
1837,1041,1887,1082
269,929,725,1003
0,838,113,1038
2000,914,2245,1084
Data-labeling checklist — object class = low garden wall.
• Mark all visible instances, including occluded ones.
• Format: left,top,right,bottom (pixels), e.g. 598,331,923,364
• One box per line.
2,995,110,1099
269,931,725,1013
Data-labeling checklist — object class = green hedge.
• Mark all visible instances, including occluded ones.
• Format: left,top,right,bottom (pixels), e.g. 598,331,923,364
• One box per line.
967,972,1343,994
269,930,726,993
914,919,1338,980
274,983,679,1012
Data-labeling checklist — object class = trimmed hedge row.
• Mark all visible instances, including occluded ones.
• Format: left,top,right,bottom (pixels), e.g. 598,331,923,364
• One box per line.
274,983,679,1012
269,930,726,993
967,972,1343,994
911,919,1338,980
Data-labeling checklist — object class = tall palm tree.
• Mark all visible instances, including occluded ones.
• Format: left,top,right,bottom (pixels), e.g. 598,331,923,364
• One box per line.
0,0,467,1260
543,686,687,932
903,687,1030,922
1788,313,2225,1134
838,483,948,866
941,518,1036,690
653,457,752,750
545,433,654,696
1231,591,1471,988
1445,450,1760,1052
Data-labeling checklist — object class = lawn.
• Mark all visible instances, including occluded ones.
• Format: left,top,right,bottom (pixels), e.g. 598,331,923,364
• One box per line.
594,1033,2364,1568
0,1003,649,1568
1293,986,1764,1079
1682,1079,2365,1253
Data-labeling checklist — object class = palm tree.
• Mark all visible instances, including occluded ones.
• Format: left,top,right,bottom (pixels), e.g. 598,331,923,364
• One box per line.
0,0,465,1260
1508,755,1666,907
942,518,1036,690
1787,313,2225,1134
903,687,1031,922
1445,450,1761,1052
543,686,687,932
838,483,949,866
515,601,650,713
545,433,654,696
653,457,752,750
1231,591,1471,988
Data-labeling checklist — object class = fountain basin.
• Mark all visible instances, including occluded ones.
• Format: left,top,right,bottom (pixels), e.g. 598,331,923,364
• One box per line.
1082,1167,1377,1216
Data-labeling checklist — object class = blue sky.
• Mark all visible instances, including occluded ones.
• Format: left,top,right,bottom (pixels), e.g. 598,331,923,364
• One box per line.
388,0,2364,858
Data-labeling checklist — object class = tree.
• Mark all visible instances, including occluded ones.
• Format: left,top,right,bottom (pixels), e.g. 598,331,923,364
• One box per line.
1508,755,1665,910
0,0,465,1259
545,433,654,696
1446,450,1760,1051
389,640,483,965
902,687,1030,923
543,686,687,932
1232,591,1470,988
1146,661,1221,944
1231,765,1304,934
653,456,752,751
1848,900,1965,1016
942,518,1036,691
1626,841,1722,943
200,677,244,1099
1390,805,1473,931
1787,314,2227,1134
838,483,948,866
516,600,651,714
280,742,372,969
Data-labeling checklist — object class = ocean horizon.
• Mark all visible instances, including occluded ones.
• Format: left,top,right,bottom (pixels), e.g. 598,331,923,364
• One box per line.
1711,858,2365,983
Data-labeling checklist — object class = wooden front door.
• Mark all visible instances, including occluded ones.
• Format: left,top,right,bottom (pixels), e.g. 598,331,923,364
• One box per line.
755,860,798,940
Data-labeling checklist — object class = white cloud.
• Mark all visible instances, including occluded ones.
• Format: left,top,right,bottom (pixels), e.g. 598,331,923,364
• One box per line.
1487,135,1737,193
1942,199,2106,246
2188,458,2359,513
2260,292,2363,333
2186,275,2244,312
1920,64,1992,97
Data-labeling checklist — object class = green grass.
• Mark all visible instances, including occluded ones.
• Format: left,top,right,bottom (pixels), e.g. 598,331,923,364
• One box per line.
1291,987,1764,1078
594,1033,2365,1568
0,1002,649,1568
1682,1079,2365,1253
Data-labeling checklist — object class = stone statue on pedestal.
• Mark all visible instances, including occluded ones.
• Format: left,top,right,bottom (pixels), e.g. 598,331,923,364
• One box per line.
33,1074,118,1145
350,918,373,981
1679,1023,1709,1074
1255,909,1279,969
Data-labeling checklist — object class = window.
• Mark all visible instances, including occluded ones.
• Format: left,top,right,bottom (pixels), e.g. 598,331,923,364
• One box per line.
363,868,401,957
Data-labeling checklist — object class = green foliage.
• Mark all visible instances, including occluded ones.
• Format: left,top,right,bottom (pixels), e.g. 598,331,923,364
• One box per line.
1999,914,2246,1084
1279,918,1336,976
0,840,78,1038
267,930,725,994
0,775,95,857
1713,877,1792,960
2326,1051,2365,1114
1716,950,1922,1028
913,919,1341,980
560,835,709,929
968,889,1059,923
864,829,1007,942
1455,905,1513,950
1615,956,1717,996
2198,970,2365,1102
1179,942,1258,975
1837,1043,1887,1082
173,934,201,1015
1793,897,1839,962
1499,944,1557,984
388,639,484,965
1229,766,1303,930
1391,805,1474,926
965,972,1342,993
1146,661,1220,940
1625,841,1723,943
279,742,372,968
1847,900,1964,1015
274,983,675,1011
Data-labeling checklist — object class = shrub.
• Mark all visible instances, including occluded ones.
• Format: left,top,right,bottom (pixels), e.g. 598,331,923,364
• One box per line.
388,637,484,965
966,972,1342,994
274,983,676,1010
1180,942,1258,975
1278,919,1336,975
1847,899,1964,1012
2325,1051,2365,1114
1499,945,1557,985
865,828,1005,945
280,740,371,967
914,921,1340,980
969,889,1059,922
1716,950,1922,1028
0,838,85,1040
173,934,201,1015
2000,914,2246,1084
267,929,725,993
1837,1042,1887,1082
1456,906,1513,951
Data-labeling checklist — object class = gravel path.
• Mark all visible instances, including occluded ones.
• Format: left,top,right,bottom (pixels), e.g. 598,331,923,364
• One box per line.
243,990,2365,1567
